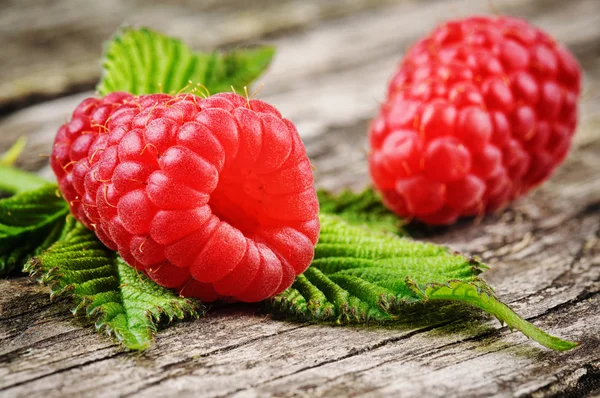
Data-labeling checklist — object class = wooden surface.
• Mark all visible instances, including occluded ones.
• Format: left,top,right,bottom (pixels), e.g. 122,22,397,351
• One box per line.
1,0,600,397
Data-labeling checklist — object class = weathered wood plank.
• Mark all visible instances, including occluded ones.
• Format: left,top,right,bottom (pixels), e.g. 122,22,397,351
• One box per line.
1,0,599,396
0,181,598,397
1,131,598,397
0,0,404,113
3,0,599,113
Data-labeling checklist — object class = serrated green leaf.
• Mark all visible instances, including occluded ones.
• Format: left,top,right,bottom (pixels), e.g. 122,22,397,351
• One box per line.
271,214,578,351
0,184,69,276
318,188,405,236
97,27,275,96
25,219,203,350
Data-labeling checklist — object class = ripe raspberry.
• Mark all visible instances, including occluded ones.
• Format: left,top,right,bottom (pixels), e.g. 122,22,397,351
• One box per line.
51,92,320,302
369,16,581,225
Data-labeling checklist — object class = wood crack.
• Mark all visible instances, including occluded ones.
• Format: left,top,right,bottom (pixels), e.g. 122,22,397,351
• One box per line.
120,323,311,397
227,290,600,395
505,219,600,305
521,359,600,398
525,290,600,323
0,350,126,391
214,320,458,398
0,327,106,364
0,296,70,322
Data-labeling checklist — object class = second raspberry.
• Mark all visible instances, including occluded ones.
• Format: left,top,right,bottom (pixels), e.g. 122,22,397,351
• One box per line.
369,16,581,225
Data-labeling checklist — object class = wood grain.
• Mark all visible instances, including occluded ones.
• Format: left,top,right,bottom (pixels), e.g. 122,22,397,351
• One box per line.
0,0,402,114
1,0,599,396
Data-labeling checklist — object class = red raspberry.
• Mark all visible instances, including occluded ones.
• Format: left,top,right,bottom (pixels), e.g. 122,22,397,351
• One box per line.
51,92,320,302
369,16,581,225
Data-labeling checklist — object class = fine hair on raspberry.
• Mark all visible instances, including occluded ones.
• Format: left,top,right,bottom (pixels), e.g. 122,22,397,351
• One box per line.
51,92,320,302
369,15,581,225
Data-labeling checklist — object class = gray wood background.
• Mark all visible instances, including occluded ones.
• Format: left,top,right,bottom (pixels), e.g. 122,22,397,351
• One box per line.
1,0,599,396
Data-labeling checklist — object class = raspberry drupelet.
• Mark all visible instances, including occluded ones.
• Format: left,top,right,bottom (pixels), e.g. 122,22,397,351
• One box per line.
51,92,320,302
369,16,581,225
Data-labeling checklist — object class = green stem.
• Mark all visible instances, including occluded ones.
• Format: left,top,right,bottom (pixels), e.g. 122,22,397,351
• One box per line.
426,282,579,351
0,136,27,166
0,165,49,195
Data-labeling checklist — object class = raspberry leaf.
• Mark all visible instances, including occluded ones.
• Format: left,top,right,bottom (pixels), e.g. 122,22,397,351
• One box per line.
0,183,69,276
271,214,578,351
318,188,405,236
0,165,202,349
25,218,203,350
98,27,275,96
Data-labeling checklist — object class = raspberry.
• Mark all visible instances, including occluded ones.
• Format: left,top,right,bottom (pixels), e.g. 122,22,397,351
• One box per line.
51,92,320,302
369,16,581,225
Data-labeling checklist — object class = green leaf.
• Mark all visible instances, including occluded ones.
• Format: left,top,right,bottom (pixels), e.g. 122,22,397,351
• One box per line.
318,188,405,236
25,219,203,350
0,164,49,196
97,27,275,96
0,184,69,275
271,214,578,351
